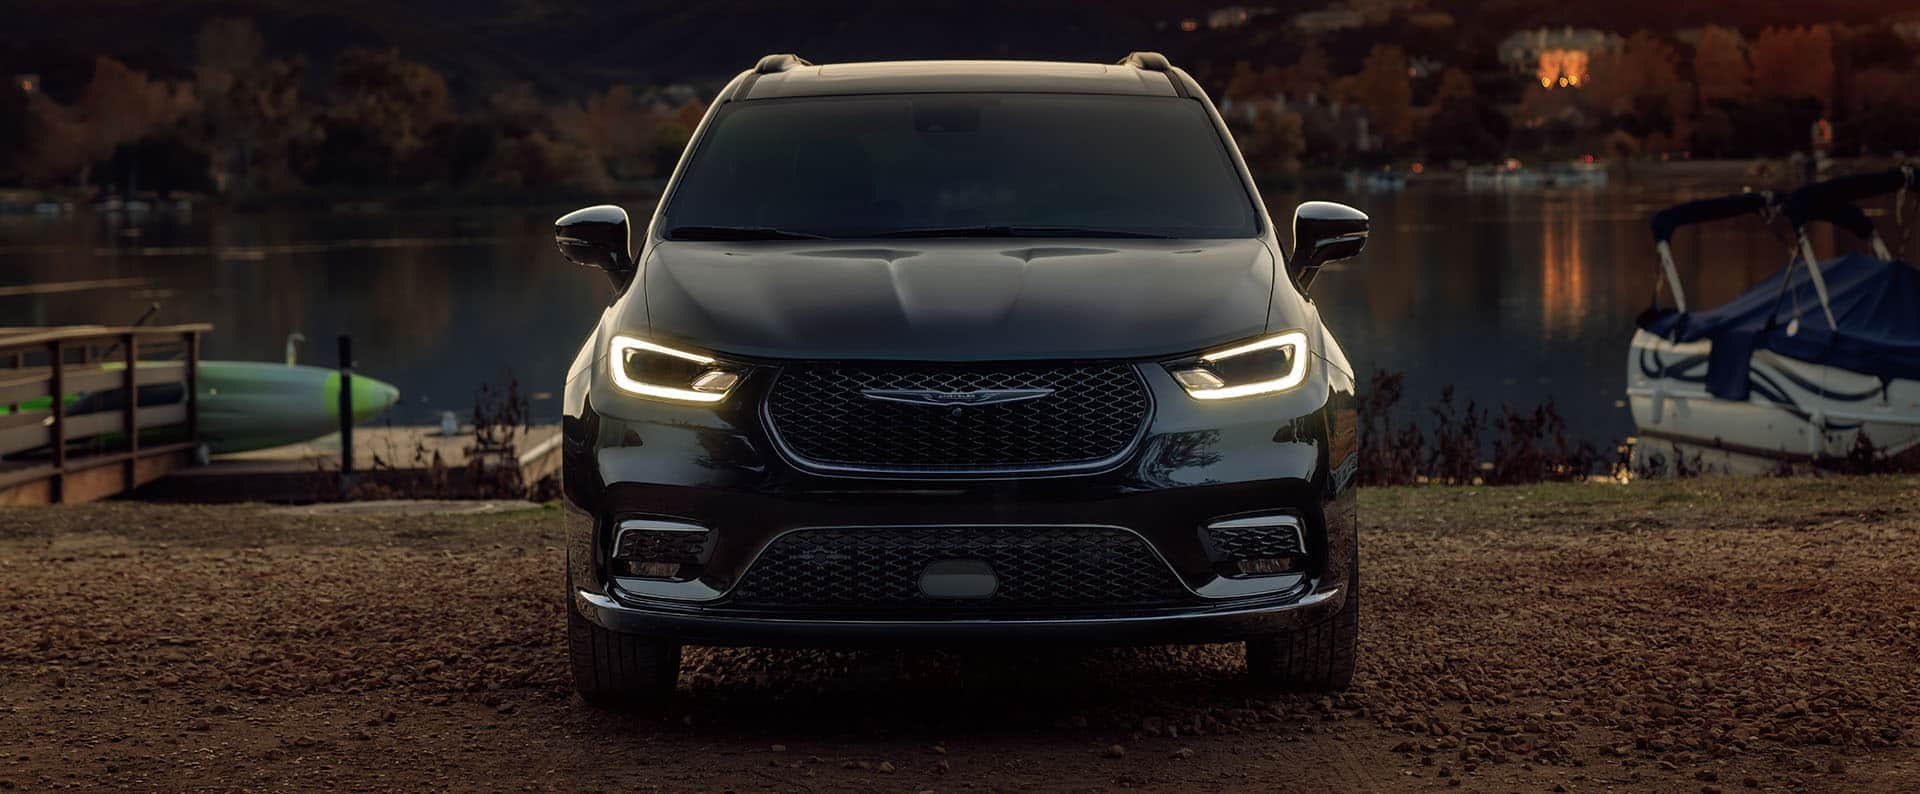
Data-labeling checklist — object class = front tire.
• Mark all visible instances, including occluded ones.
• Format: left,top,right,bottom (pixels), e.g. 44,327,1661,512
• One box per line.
567,590,682,710
1245,550,1358,692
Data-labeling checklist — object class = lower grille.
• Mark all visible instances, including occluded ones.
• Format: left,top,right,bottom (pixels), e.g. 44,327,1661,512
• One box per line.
729,526,1187,611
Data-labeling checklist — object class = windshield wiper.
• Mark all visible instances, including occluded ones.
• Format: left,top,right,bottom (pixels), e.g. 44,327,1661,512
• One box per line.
870,225,1171,239
667,225,831,241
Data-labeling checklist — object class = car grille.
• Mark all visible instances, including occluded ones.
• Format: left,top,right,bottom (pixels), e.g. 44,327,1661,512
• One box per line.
728,526,1188,611
764,363,1150,473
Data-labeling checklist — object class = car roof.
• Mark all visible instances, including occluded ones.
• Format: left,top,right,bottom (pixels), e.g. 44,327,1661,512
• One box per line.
736,60,1183,100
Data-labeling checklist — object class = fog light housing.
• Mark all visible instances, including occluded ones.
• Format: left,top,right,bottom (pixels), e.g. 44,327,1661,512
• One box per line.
1202,514,1308,578
611,518,713,581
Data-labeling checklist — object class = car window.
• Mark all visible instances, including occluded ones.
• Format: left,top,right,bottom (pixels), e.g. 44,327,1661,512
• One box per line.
662,93,1259,239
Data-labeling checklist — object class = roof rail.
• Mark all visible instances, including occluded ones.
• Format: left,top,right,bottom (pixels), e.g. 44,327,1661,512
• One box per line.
1118,51,1172,72
754,53,813,74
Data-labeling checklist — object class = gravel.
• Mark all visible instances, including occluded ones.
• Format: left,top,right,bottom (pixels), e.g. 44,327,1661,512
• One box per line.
2,476,1917,791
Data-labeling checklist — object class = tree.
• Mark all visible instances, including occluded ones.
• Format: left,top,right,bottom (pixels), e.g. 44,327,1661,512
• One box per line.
1433,67,1475,106
194,18,314,193
1588,32,1683,117
1587,31,1691,150
1338,45,1414,149
1750,26,1834,110
1285,44,1333,100
1224,61,1285,104
556,85,646,180
327,48,453,169
0,81,27,182
23,57,195,188
1423,97,1509,163
1234,108,1306,176
20,94,87,186
1692,26,1750,104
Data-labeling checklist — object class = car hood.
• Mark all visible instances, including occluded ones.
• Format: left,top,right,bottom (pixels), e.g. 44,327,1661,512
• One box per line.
634,238,1278,360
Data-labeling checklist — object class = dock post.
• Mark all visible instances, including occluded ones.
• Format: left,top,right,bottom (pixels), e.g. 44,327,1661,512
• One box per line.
338,335,354,499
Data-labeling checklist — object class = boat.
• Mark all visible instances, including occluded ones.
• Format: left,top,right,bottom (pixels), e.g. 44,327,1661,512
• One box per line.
1345,167,1407,193
11,359,400,456
1626,168,1920,474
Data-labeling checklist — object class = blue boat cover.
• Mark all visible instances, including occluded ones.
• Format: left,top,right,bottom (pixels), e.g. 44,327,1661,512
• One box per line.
1640,253,1920,400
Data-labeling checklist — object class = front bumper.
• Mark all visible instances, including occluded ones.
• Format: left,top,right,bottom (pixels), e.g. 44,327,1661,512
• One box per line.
561,358,1360,647
573,585,1346,647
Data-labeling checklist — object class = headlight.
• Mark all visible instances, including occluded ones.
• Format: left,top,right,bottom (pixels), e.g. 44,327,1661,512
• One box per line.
1167,330,1310,400
608,334,742,403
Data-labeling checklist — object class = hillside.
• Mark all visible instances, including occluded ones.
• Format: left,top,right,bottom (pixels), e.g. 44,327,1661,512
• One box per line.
5,0,1914,103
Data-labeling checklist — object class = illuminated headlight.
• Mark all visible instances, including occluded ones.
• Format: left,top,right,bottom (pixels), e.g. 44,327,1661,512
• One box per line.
608,335,742,403
1167,330,1310,400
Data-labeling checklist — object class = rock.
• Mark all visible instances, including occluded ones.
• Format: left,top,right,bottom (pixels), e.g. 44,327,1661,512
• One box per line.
1104,745,1126,759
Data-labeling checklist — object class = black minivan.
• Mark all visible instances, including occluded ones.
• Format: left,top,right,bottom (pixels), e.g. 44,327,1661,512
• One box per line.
555,53,1368,707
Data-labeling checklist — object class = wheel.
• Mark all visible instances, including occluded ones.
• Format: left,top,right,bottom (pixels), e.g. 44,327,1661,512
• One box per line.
1245,547,1358,692
567,589,682,709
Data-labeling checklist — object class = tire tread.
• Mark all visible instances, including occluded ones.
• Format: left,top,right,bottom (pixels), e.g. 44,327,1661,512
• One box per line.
568,593,681,709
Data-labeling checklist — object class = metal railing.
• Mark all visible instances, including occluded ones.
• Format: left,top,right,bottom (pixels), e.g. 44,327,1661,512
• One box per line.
0,324,210,504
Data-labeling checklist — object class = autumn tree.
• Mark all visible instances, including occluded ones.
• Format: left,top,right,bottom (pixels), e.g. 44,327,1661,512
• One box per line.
322,48,453,183
1224,61,1286,105
0,82,26,182
1586,31,1691,150
555,85,645,181
650,97,707,176
1285,44,1333,100
194,18,314,192
1588,32,1683,117
1749,26,1835,110
22,57,195,188
1232,108,1306,176
1337,45,1414,148
20,95,88,186
1691,26,1750,104
1433,67,1475,106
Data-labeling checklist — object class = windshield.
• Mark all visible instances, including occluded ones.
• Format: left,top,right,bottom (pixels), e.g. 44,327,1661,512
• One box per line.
661,93,1260,240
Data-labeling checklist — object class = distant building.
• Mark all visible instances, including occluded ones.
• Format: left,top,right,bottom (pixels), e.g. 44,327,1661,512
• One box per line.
1892,15,1920,47
13,74,38,94
1347,0,1420,25
1498,27,1623,89
1290,0,1419,33
1207,5,1274,30
1293,8,1363,33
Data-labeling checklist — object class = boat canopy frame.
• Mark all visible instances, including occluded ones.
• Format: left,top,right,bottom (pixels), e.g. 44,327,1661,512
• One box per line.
1645,166,1915,327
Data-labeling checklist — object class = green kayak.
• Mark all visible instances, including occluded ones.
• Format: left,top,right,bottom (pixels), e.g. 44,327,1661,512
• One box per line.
12,361,400,454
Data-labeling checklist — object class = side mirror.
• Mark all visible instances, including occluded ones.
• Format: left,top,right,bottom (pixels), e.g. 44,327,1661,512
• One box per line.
1289,201,1368,291
555,205,636,289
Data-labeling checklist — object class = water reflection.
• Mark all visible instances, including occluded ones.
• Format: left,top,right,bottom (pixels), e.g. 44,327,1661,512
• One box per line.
0,189,1850,444
1,209,610,424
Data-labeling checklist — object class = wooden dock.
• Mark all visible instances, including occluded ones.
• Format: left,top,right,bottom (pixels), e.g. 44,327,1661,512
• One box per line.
137,423,563,503
0,324,210,505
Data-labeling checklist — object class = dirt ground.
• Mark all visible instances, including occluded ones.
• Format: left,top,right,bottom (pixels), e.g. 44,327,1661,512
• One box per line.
2,477,1918,792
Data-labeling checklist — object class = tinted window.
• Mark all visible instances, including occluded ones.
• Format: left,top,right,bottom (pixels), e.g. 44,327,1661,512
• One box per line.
662,94,1259,239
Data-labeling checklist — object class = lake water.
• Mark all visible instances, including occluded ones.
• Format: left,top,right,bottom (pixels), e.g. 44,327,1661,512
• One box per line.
1,187,1846,446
